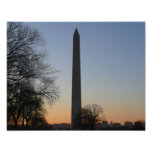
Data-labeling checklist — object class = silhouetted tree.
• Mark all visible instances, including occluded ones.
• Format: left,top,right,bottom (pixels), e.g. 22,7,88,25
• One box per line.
134,120,145,130
81,104,103,130
7,22,59,127
31,113,48,128
16,81,44,127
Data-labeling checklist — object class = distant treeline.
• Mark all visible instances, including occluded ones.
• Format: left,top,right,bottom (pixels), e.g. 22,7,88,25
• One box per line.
8,120,145,131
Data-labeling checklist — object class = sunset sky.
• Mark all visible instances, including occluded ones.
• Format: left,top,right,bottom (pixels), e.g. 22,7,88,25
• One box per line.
25,22,145,124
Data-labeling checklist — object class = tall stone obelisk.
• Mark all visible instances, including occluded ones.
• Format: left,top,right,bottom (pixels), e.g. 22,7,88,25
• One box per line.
71,28,81,129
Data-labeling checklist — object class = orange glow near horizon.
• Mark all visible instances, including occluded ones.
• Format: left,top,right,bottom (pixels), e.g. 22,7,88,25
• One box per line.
44,99,145,125
44,102,71,124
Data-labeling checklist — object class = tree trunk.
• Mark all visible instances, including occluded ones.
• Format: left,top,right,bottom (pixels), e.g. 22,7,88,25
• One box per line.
26,119,29,128
22,117,24,127
14,119,18,128
22,109,25,127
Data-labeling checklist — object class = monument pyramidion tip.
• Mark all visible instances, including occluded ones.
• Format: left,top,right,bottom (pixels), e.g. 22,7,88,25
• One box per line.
74,28,79,36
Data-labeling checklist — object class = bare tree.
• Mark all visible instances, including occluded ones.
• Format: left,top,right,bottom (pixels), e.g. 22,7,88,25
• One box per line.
7,22,59,128
81,104,103,130
31,111,48,128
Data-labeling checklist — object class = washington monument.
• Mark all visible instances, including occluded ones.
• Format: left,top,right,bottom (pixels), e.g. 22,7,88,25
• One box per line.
71,28,81,129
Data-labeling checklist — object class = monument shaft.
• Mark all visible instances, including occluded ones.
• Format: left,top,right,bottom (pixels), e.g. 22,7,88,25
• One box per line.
72,29,81,129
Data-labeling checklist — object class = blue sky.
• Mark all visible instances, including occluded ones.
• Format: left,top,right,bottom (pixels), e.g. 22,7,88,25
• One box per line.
25,22,145,124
